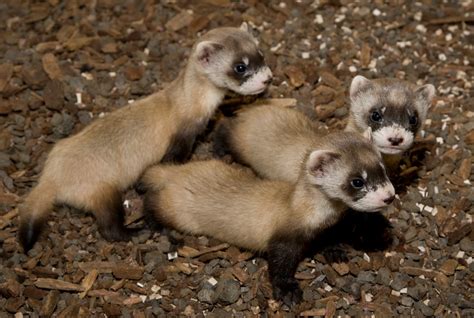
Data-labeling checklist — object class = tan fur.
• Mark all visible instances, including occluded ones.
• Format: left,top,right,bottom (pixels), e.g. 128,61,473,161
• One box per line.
142,159,346,252
19,26,270,249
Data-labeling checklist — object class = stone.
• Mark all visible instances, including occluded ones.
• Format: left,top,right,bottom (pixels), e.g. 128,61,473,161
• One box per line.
215,278,240,304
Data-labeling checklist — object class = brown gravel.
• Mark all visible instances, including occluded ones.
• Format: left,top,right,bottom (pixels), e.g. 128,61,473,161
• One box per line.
0,0,473,317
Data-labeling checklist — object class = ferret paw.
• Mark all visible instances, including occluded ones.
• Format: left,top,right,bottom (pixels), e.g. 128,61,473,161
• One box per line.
273,281,303,305
100,226,141,242
322,246,349,263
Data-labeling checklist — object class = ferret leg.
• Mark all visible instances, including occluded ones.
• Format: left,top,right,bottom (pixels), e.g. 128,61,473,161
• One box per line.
88,185,137,241
267,238,305,305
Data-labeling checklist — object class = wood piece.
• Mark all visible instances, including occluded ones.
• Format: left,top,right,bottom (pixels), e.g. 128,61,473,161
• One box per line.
79,269,98,298
179,243,229,258
34,278,85,292
41,53,63,80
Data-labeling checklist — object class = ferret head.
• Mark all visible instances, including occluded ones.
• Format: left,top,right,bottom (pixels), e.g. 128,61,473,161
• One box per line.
349,76,435,155
192,23,273,95
305,132,395,212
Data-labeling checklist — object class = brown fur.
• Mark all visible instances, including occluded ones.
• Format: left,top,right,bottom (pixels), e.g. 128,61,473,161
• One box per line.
19,26,270,251
141,159,346,252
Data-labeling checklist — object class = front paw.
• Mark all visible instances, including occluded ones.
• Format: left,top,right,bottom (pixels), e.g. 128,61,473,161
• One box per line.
273,280,303,305
322,246,349,263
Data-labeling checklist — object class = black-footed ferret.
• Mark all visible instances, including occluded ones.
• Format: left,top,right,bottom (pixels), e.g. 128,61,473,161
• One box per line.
214,76,435,182
346,76,435,167
18,24,273,252
141,133,395,303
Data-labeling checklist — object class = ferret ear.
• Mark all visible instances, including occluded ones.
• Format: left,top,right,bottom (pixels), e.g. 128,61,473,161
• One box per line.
350,75,372,99
362,127,373,143
195,41,225,67
306,150,341,185
414,84,435,121
240,22,249,33
415,84,436,107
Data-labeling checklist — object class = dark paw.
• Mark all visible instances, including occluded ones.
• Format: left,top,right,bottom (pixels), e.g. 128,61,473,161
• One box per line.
273,280,303,306
352,224,394,252
322,246,349,263
100,226,141,242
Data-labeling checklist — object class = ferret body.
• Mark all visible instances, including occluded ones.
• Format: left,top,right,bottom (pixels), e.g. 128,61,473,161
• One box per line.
215,76,435,182
19,25,272,251
142,132,395,302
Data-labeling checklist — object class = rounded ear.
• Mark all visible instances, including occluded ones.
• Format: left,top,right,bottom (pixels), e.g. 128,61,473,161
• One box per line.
350,75,372,99
363,127,373,143
415,84,436,107
195,41,225,67
306,150,341,185
240,22,249,33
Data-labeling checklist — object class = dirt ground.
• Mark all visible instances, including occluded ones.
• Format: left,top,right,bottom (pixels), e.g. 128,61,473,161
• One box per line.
0,0,473,317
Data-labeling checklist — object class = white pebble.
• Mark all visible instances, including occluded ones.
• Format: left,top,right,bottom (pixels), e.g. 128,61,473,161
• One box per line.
416,24,427,33
270,43,282,52
365,293,374,302
391,290,400,297
363,253,371,262
167,251,178,260
400,287,408,294
207,277,218,286
438,53,447,61
349,66,357,73
301,52,310,59
445,33,453,41
151,285,160,293
314,14,324,24
144,48,150,55
414,12,423,21
109,72,116,77
467,257,473,265
372,9,381,16
418,246,426,253
456,251,465,258
128,99,135,104
335,14,345,23
279,2,286,8
75,92,82,105
436,137,444,144
81,72,94,80
324,284,332,292
423,299,430,306
139,295,147,302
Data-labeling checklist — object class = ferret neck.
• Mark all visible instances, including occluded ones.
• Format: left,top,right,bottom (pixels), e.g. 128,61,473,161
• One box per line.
290,179,346,233
169,61,226,119
344,115,362,133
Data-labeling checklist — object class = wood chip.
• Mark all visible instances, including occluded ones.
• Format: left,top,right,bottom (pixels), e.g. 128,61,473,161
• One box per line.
232,266,249,283
177,245,200,258
0,208,18,230
79,269,98,298
41,53,62,80
360,43,371,68
457,158,471,180
34,278,85,292
0,63,13,92
78,261,116,273
112,265,144,280
300,308,326,316
179,243,229,258
40,290,60,317
284,65,306,88
123,295,144,306
165,10,194,32
319,71,342,89
325,300,336,318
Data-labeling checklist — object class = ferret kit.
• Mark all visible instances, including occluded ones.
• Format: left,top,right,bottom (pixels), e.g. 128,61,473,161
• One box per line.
18,24,272,251
141,132,395,303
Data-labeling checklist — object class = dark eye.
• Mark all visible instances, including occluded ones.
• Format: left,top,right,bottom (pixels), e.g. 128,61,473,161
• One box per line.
351,178,365,189
409,115,418,126
234,63,247,74
371,111,382,123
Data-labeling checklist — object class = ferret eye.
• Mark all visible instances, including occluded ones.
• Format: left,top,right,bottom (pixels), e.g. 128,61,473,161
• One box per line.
371,111,382,123
234,63,247,74
351,178,365,189
409,115,418,126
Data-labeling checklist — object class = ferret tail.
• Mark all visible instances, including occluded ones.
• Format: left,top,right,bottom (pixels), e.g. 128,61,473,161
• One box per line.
18,180,57,252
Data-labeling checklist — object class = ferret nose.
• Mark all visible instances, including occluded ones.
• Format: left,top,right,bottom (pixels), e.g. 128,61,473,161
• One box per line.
383,195,395,205
388,137,403,146
263,76,272,85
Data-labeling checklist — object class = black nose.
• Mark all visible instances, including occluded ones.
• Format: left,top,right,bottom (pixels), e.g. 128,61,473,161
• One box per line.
388,137,403,146
383,195,395,204
263,77,272,85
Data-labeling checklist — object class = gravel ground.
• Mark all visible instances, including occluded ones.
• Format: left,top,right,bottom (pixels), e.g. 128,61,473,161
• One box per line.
0,0,473,317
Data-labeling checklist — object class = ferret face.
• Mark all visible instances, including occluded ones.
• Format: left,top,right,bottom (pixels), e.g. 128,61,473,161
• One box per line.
306,136,395,212
193,26,273,95
350,76,435,155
